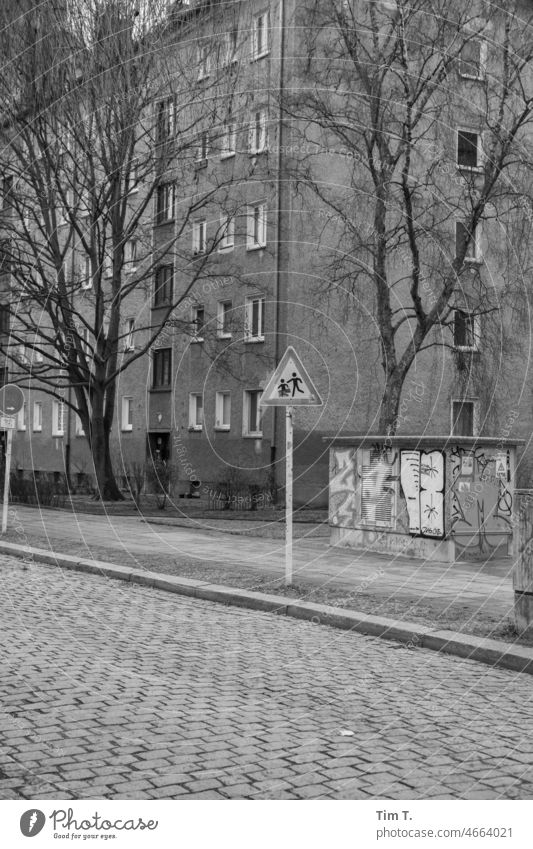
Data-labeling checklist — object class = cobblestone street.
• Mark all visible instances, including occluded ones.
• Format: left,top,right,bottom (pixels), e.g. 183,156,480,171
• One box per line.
1,557,532,800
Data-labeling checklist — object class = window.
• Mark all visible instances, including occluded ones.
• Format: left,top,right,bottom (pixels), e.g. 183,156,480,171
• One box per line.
121,396,133,432
104,253,113,278
81,254,92,289
17,343,28,364
457,129,481,170
459,39,486,80
197,43,210,80
195,131,209,166
217,300,232,338
156,97,175,144
252,11,270,59
245,295,265,341
128,158,139,194
247,203,267,249
215,391,231,430
219,215,235,251
17,402,26,431
33,401,42,432
221,120,236,159
224,27,238,66
154,264,173,306
192,304,205,341
75,414,85,436
451,400,478,436
192,219,207,255
152,348,172,388
124,318,135,351
156,182,175,224
189,393,203,430
243,389,262,436
0,303,9,333
455,221,481,263
124,240,137,272
52,399,65,436
453,310,479,351
249,109,268,154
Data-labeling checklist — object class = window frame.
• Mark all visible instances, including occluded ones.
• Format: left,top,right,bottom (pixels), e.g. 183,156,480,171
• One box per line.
188,393,204,431
52,399,65,437
458,38,487,81
124,239,137,273
243,389,263,437
217,299,233,338
249,109,268,154
453,309,480,351
17,401,26,432
451,398,479,437
252,10,270,60
155,96,175,145
154,264,173,307
456,128,482,172
247,202,267,250
245,295,265,342
191,304,205,342
219,215,235,251
33,401,42,433
215,391,231,431
192,219,207,255
221,119,237,159
121,396,133,432
197,42,211,81
195,130,209,167
155,182,175,224
152,347,172,390
124,317,135,351
455,220,482,264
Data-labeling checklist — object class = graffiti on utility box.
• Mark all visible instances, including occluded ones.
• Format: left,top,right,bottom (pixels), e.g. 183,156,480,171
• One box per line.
400,450,445,538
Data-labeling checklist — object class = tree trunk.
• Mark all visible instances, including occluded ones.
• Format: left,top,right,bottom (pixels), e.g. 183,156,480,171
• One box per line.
90,402,124,501
378,371,404,435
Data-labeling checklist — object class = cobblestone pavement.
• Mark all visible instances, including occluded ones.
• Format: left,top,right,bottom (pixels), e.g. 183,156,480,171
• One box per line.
1,557,532,801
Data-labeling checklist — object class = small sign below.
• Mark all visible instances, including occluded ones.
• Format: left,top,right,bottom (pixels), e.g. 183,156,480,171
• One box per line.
260,346,323,407
0,416,16,429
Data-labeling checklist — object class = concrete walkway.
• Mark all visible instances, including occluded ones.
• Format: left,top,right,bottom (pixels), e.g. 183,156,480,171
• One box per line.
6,505,516,622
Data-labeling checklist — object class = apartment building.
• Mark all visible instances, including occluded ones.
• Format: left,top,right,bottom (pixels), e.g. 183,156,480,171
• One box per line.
2,0,533,507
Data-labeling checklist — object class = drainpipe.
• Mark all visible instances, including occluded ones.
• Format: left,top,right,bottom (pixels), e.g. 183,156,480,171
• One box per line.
271,0,286,500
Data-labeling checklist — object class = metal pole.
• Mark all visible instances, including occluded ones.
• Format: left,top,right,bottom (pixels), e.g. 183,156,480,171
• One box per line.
285,406,293,586
2,427,12,533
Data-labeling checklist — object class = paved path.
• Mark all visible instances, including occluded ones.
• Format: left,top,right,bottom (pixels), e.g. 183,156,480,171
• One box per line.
7,506,515,620
1,557,532,800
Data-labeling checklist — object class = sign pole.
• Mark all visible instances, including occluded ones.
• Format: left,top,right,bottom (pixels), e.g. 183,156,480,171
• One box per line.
285,406,293,586
2,427,12,534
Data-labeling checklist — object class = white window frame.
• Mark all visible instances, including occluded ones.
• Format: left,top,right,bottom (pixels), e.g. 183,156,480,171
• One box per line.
217,300,233,338
243,389,263,437
219,215,235,251
247,203,267,249
33,401,42,433
124,239,137,273
252,11,270,60
192,219,207,255
197,43,210,80
75,413,85,436
249,109,268,154
224,27,238,66
195,131,209,165
156,182,175,223
52,399,65,437
455,220,482,263
453,310,480,352
215,391,231,431
458,38,487,81
451,398,479,437
81,254,92,289
245,295,265,342
124,317,135,351
121,396,133,432
191,304,205,342
156,96,175,143
17,402,26,431
456,128,483,172
128,158,139,194
189,393,204,431
221,120,237,159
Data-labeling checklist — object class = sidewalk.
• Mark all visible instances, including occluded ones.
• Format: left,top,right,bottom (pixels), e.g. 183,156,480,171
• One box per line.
2,505,519,642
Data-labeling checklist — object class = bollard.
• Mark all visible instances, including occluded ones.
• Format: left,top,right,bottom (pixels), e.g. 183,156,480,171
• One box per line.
514,489,533,635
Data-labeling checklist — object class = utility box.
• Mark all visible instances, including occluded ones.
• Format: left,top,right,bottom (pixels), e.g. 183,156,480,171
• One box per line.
326,435,522,562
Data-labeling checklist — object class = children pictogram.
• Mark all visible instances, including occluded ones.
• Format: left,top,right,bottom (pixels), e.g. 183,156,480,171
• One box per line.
261,346,323,407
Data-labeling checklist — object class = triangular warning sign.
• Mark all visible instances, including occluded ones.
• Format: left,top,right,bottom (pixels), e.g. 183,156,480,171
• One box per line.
260,347,323,406
495,455,507,477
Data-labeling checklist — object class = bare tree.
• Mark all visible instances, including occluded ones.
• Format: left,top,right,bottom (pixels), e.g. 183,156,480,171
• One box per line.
284,0,533,433
0,0,242,498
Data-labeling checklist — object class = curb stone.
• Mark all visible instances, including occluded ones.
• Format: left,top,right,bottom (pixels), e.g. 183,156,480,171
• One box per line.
1,540,531,676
